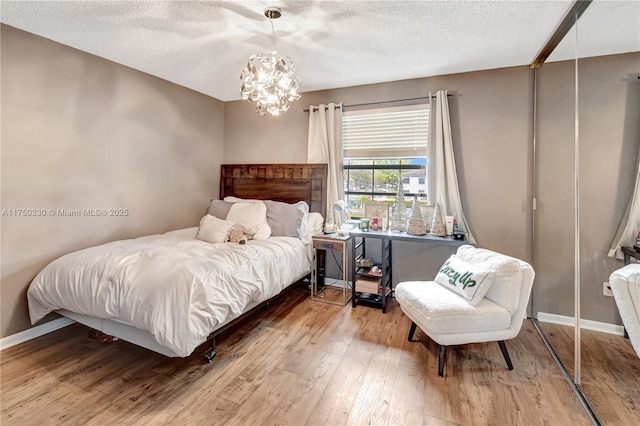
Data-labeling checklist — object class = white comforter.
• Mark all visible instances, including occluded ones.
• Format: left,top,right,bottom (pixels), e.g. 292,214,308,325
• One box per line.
28,227,311,357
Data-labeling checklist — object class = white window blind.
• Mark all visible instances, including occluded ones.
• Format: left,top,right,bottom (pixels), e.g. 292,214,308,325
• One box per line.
342,104,429,158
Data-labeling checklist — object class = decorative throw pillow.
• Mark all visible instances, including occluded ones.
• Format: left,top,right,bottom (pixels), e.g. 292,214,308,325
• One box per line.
455,244,523,314
434,255,495,305
264,200,309,238
225,202,271,240
196,215,234,244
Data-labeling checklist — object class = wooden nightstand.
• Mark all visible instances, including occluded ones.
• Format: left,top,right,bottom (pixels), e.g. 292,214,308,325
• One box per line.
311,233,352,306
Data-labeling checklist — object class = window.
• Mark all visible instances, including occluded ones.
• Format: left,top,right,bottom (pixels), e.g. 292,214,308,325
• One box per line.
342,104,429,217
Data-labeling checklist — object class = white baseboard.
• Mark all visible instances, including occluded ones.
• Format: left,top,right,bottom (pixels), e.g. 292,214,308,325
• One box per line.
537,312,625,336
0,317,75,351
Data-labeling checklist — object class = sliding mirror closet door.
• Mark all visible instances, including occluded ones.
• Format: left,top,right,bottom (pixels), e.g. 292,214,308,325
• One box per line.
575,1,640,422
534,18,578,379
535,0,640,422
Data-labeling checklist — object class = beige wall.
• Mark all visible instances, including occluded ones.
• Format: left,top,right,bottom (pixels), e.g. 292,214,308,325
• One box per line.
5,20,631,340
0,25,225,337
535,52,640,323
226,54,638,325
225,67,535,284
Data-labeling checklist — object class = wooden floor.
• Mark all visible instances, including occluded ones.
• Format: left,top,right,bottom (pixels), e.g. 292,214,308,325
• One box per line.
1,285,593,426
540,322,640,425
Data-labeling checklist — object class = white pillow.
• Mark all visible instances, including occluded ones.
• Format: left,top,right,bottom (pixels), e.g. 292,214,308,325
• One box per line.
455,245,523,314
434,255,495,305
225,202,271,240
196,215,234,244
306,212,325,236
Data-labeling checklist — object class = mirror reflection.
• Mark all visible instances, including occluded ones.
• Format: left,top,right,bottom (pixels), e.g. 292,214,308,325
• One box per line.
535,0,639,424
575,1,640,423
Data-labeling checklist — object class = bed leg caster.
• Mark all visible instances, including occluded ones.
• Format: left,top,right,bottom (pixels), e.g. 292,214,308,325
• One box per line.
203,338,217,363
204,348,218,363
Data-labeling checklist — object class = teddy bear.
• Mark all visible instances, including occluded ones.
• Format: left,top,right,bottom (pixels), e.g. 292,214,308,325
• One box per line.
227,224,256,244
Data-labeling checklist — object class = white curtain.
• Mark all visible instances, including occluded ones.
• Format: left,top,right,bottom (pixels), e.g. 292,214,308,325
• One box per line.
608,149,640,258
307,103,343,227
429,90,476,244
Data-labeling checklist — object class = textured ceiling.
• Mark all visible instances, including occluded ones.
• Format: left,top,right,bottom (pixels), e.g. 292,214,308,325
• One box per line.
1,1,637,102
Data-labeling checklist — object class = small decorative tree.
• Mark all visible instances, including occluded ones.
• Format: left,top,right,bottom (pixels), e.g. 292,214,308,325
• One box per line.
407,197,427,235
430,203,446,237
390,177,407,232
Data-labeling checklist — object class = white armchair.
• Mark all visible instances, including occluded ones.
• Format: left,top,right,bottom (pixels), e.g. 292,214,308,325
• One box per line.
609,263,640,357
396,245,535,376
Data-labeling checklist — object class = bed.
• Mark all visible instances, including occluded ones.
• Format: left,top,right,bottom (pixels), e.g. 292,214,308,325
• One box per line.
27,163,327,361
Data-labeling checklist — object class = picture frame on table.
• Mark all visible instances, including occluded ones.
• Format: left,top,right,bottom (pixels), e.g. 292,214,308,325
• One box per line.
364,202,390,230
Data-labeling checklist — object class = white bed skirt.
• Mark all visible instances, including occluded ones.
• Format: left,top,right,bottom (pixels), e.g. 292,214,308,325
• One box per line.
58,292,271,358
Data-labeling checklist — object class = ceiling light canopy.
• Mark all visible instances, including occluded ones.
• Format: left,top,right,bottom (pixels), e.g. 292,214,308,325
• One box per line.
240,7,302,116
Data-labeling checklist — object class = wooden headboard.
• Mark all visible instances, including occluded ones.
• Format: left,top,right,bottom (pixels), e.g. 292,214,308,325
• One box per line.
220,164,327,215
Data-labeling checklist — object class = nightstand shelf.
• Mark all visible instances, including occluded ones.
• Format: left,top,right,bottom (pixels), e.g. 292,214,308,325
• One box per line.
354,267,385,278
311,233,352,306
352,234,393,313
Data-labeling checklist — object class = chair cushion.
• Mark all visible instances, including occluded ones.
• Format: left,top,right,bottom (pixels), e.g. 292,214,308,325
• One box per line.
396,281,512,336
609,264,640,357
434,255,495,305
456,245,524,315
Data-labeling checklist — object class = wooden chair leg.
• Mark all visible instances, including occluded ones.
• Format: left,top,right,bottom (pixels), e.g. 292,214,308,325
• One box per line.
408,321,417,342
438,345,446,377
497,340,513,370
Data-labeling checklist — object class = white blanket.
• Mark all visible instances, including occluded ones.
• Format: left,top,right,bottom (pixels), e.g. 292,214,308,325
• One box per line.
28,227,311,357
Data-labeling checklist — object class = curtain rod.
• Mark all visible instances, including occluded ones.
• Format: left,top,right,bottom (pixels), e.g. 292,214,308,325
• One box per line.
303,93,454,112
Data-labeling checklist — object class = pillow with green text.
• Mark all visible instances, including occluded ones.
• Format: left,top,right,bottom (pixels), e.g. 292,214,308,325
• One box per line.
434,255,495,305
